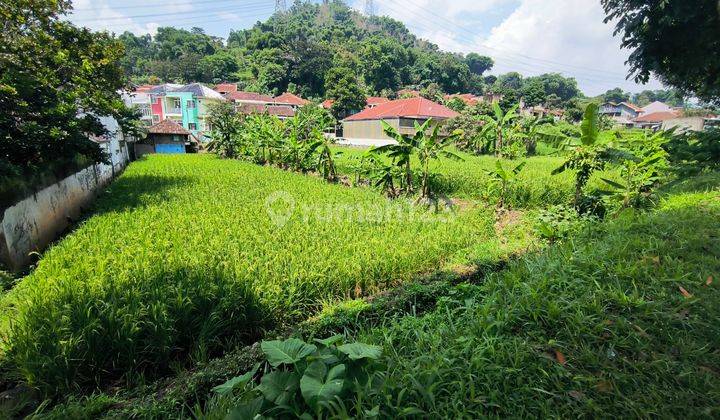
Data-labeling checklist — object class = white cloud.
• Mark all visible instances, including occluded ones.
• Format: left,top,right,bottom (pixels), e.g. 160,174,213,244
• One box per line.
356,0,664,96
480,0,664,95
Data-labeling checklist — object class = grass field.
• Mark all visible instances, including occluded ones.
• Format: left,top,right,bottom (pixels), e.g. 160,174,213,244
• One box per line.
1,154,500,393
342,178,720,417
334,147,617,208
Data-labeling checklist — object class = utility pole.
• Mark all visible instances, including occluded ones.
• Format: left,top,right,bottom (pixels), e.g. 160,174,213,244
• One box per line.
364,0,376,16
275,0,287,14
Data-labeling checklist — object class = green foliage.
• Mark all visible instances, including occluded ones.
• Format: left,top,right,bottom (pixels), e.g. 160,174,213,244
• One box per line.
0,1,136,183
602,0,720,104
374,119,462,199
324,67,366,120
2,155,487,394
204,337,383,418
479,102,520,157
205,102,243,158
350,185,720,417
535,204,589,243
484,160,526,208
600,87,630,103
663,127,720,175
464,53,494,76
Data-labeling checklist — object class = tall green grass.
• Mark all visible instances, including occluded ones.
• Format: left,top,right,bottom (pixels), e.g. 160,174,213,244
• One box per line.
1,154,496,393
351,181,720,417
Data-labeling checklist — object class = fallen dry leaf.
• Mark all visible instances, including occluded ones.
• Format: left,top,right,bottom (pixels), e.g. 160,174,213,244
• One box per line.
555,349,567,365
706,276,713,286
679,286,693,298
568,390,585,401
651,256,660,265
595,380,613,393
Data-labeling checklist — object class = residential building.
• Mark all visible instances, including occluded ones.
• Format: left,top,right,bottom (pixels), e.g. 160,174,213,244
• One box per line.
641,101,674,115
237,103,296,119
366,97,389,108
134,119,199,158
661,115,720,132
599,101,643,126
274,92,310,108
632,111,680,130
215,83,238,95
341,97,459,146
163,83,226,139
146,83,183,125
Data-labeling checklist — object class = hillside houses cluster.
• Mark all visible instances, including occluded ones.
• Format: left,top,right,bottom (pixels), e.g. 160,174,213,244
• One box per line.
599,100,718,131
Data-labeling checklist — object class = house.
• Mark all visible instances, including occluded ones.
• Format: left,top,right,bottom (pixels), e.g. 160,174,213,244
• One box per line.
134,119,198,158
366,97,390,109
215,83,238,95
662,115,720,132
341,97,459,146
237,103,296,119
144,83,183,125
227,91,276,106
122,89,154,126
599,101,643,126
163,83,226,139
445,93,479,106
641,101,674,115
632,111,680,130
274,92,310,108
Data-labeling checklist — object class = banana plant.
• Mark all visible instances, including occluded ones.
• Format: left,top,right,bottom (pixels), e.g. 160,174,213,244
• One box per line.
484,160,526,208
373,119,428,194
416,124,463,199
305,136,340,181
479,102,519,157
552,103,620,211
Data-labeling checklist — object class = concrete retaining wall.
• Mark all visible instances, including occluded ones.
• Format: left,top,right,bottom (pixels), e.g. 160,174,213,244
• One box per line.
0,117,129,271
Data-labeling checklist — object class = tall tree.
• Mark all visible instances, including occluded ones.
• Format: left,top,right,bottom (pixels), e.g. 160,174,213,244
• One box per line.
602,87,630,103
0,0,134,173
602,0,720,104
324,67,366,120
465,53,494,76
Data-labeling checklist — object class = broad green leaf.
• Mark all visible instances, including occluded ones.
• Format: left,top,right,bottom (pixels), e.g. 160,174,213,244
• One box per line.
226,396,265,420
337,343,382,360
579,103,599,146
300,361,345,407
261,339,317,367
601,177,627,190
314,335,344,348
212,362,261,395
257,370,300,406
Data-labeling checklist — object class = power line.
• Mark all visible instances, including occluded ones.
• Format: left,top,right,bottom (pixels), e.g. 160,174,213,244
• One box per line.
364,0,377,16
275,0,287,13
382,0,631,80
71,1,270,23
70,0,245,13
80,5,275,31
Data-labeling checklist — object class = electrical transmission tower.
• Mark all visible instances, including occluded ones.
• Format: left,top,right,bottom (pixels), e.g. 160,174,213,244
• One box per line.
275,0,287,14
364,0,376,16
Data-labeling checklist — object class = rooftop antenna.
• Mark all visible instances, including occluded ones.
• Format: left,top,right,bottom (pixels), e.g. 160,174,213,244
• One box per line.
364,0,376,16
275,0,287,14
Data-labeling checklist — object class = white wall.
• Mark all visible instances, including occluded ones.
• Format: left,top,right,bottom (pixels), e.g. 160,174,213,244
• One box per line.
0,118,129,271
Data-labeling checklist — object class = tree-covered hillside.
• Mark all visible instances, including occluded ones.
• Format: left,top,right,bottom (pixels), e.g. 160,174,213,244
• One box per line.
119,1,493,99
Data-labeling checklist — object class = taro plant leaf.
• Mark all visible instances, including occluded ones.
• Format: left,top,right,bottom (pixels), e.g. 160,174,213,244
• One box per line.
226,396,265,420
212,362,261,395
261,339,317,367
257,370,300,406
314,335,344,348
300,361,345,408
337,343,382,360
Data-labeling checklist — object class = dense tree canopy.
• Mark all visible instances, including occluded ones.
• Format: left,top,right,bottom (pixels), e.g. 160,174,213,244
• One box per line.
1,0,134,176
601,0,720,104
601,87,631,103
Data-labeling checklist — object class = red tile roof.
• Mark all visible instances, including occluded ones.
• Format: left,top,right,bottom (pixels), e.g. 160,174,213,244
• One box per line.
237,104,296,118
228,91,274,103
135,84,156,93
215,83,238,94
274,92,310,106
147,119,190,135
620,102,643,112
321,99,334,109
366,97,389,106
445,93,479,106
344,97,459,122
633,111,680,123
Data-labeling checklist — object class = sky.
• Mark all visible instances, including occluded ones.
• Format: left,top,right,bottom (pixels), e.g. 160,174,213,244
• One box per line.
67,0,665,97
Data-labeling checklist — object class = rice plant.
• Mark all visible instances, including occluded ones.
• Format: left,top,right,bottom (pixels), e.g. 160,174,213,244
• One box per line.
0,154,495,394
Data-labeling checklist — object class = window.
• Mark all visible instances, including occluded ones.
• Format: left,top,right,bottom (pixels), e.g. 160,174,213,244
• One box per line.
188,123,197,131
152,115,160,123
399,118,425,128
187,100,196,109
140,105,151,117
172,135,182,142
173,98,182,109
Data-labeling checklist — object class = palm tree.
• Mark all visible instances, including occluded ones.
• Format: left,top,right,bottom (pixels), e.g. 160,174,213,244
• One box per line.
480,102,519,156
